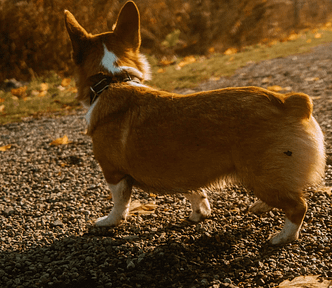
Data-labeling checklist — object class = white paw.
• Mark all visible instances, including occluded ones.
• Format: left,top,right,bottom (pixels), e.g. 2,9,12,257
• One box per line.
95,210,127,227
269,218,300,245
269,232,298,245
249,200,273,215
189,198,211,222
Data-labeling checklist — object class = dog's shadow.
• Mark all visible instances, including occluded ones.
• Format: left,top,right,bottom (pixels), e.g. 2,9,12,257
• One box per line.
86,216,283,259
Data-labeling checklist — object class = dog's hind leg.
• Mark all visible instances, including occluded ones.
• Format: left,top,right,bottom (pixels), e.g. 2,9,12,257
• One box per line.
269,196,307,245
254,188,307,245
184,189,211,222
95,176,133,226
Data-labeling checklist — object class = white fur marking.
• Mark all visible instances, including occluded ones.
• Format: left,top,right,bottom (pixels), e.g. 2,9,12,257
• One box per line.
185,189,211,222
270,217,300,245
101,44,120,73
128,81,149,88
85,97,99,126
95,180,131,226
119,66,144,79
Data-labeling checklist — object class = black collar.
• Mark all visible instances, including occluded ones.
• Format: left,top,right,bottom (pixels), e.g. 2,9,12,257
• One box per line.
88,71,133,105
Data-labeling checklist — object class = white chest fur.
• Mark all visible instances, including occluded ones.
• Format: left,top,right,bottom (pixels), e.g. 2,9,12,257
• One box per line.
85,97,99,126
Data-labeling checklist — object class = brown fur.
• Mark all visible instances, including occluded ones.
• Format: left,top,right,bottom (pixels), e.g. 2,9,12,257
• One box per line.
64,1,325,244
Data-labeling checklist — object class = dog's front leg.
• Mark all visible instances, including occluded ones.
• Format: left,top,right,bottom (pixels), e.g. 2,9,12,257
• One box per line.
184,189,211,222
95,177,133,226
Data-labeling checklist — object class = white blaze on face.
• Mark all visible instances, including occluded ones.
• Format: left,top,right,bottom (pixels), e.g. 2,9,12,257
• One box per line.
101,44,121,73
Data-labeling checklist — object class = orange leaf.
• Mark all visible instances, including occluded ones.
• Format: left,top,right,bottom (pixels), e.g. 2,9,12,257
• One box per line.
306,38,312,43
11,86,27,98
61,78,71,87
0,144,11,151
0,97,5,103
67,87,78,93
224,48,238,55
267,85,283,92
278,275,332,287
287,33,298,41
314,33,322,39
177,55,196,68
159,58,175,66
0,104,4,113
38,91,47,97
129,200,157,215
50,135,71,146
40,83,48,91
208,47,215,53
157,68,165,73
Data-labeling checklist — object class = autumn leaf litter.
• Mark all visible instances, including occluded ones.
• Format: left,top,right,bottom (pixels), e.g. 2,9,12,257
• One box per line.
1,44,332,288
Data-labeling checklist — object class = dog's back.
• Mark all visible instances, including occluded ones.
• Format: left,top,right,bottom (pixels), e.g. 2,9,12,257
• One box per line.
91,85,324,195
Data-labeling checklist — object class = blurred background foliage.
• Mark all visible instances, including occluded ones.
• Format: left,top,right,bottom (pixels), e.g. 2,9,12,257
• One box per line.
1,0,332,82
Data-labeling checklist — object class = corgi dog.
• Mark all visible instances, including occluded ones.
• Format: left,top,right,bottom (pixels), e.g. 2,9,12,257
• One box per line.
64,1,325,245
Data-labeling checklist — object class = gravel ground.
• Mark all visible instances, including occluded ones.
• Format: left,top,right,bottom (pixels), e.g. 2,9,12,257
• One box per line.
1,44,332,288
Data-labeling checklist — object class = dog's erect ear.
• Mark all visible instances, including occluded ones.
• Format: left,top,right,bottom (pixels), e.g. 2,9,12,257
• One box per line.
113,1,141,50
64,10,89,64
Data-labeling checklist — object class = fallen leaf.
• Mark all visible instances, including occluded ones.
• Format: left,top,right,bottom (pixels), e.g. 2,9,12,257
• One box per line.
287,33,298,41
80,129,88,135
307,38,312,43
61,78,71,87
157,68,165,73
0,97,5,103
314,33,322,39
50,135,71,146
278,275,332,288
325,22,332,28
267,85,283,92
224,48,238,55
107,194,112,200
129,200,158,215
177,55,196,69
262,77,270,84
159,58,175,66
0,144,11,151
67,87,78,93
40,83,48,91
38,91,47,97
305,77,320,82
149,193,157,197
208,47,215,53
0,104,4,113
11,86,27,98
268,40,278,46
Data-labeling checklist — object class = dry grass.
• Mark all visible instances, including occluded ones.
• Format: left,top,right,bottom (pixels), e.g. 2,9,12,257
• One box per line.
1,0,332,82
2,27,332,124
148,28,332,90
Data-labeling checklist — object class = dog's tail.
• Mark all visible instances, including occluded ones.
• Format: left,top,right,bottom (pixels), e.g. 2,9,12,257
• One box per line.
284,93,313,120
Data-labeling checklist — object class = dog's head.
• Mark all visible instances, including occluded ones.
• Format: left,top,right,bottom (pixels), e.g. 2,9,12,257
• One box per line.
64,1,150,108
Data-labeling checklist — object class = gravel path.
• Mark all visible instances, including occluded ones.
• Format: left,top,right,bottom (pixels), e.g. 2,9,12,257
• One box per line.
1,44,332,288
